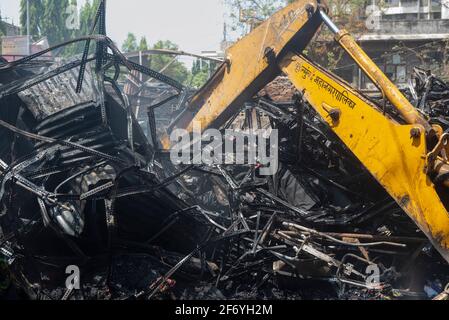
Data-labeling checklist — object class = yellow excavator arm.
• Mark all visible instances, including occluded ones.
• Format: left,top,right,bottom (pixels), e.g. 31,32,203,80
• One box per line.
283,14,449,263
281,54,449,263
162,0,326,146
163,1,449,263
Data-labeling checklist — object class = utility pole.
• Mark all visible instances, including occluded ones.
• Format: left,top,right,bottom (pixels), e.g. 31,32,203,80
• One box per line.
26,0,30,55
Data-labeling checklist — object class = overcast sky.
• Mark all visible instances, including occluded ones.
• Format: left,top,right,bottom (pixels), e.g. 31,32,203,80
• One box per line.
0,0,226,55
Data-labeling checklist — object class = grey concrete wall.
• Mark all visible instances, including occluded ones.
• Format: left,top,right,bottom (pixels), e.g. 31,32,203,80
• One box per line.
373,19,449,35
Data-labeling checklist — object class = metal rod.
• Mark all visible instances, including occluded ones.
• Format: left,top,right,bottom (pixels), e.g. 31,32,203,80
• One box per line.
319,10,340,34
124,49,224,63
27,0,30,55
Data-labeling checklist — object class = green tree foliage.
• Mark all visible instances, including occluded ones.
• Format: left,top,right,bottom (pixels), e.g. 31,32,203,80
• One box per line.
0,13,6,54
0,13,6,37
139,37,149,51
188,59,217,89
41,0,71,45
78,0,101,36
67,0,101,55
17,1,192,85
121,36,191,85
226,0,368,70
122,32,138,52
225,0,286,33
18,0,102,55
20,0,44,40
122,35,148,52
149,40,189,84
303,0,367,70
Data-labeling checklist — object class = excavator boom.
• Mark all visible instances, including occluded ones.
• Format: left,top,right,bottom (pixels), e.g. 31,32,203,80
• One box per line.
163,2,449,263
162,0,325,147
280,54,449,263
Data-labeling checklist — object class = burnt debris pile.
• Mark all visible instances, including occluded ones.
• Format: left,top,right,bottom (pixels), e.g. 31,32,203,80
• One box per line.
1,3,449,300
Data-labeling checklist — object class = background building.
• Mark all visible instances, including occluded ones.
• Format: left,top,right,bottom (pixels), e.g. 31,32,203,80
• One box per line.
335,0,449,88
1,19,22,60
1,20,20,36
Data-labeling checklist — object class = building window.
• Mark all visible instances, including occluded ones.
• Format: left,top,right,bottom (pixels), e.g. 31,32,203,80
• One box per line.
397,65,407,83
382,54,408,84
385,65,396,81
386,0,400,6
432,12,441,19
392,54,401,65
384,64,408,83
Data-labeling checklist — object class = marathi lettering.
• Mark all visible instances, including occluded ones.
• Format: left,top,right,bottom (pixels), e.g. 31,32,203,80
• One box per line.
298,65,357,109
